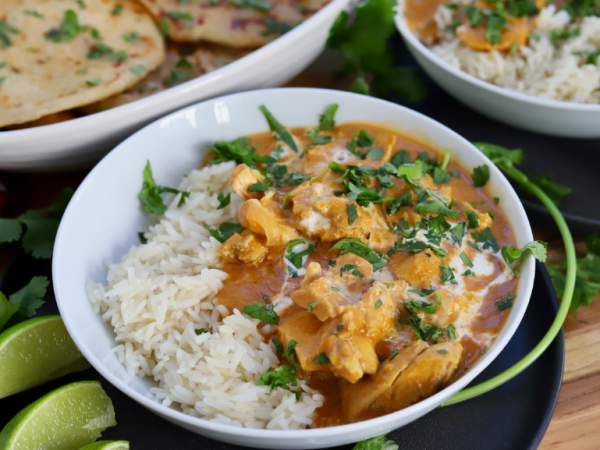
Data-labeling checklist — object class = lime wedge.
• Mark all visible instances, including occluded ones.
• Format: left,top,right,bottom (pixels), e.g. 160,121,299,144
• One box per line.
0,315,90,399
0,380,116,450
79,441,130,450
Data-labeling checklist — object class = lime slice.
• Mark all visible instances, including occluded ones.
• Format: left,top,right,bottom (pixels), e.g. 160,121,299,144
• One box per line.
0,315,90,399
79,441,130,450
0,380,116,450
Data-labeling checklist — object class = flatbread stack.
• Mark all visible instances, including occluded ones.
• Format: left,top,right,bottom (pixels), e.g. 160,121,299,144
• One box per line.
0,0,331,130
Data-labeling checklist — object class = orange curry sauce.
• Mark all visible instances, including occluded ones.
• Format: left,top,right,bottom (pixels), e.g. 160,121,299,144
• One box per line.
212,123,517,427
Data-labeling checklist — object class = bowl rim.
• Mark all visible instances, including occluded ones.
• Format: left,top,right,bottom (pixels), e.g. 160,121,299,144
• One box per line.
0,0,350,141
53,87,536,441
394,1,600,112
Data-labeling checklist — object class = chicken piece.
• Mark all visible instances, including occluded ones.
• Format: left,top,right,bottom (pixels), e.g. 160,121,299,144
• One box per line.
303,142,360,176
318,332,379,383
277,312,326,372
291,254,374,321
370,341,463,412
217,229,268,264
457,16,529,52
388,250,443,289
290,174,393,251
230,164,266,200
238,192,299,247
340,341,429,417
420,289,469,329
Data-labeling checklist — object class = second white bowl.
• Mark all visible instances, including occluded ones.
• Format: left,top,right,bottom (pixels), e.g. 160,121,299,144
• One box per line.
394,3,600,139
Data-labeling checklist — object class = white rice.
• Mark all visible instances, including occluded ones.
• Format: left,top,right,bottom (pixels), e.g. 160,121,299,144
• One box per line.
86,161,324,429
429,4,600,103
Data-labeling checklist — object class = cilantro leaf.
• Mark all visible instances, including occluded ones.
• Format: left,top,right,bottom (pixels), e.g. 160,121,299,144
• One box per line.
217,193,231,209
496,295,516,311
397,160,423,180
210,137,269,168
326,0,425,103
202,222,244,243
261,18,296,36
2,276,49,330
286,240,315,269
242,302,280,324
407,288,436,297
450,222,466,245
386,191,413,214
195,328,212,335
0,293,18,331
8,188,74,259
466,210,480,229
272,338,284,353
523,172,573,206
415,200,459,219
340,263,364,278
406,299,436,314
348,203,358,225
231,0,273,11
0,218,23,244
306,129,332,146
460,251,474,268
440,265,456,284
283,339,299,366
501,241,547,269
313,352,330,364
330,238,385,271
259,105,298,152
350,76,370,95
139,161,190,215
472,142,524,165
471,164,490,187
319,104,338,131
352,434,398,450
255,365,298,393
471,228,500,253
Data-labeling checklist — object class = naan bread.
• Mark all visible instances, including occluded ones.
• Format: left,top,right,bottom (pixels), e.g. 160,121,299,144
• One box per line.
0,0,165,127
137,0,331,48
79,41,248,114
4,111,76,130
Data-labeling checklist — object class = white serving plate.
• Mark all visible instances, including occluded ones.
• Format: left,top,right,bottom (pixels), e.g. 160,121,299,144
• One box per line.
53,88,536,449
0,0,351,172
394,1,600,138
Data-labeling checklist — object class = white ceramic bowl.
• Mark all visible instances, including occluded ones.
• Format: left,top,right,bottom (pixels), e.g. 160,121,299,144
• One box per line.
0,0,351,172
394,2,600,139
53,88,536,449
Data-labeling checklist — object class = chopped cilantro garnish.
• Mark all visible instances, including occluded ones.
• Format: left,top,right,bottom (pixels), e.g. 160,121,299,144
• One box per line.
460,252,474,268
471,164,490,187
440,265,457,284
447,323,456,340
249,180,270,192
259,105,298,152
471,227,500,253
138,232,147,244
209,137,269,167
551,27,580,47
255,365,299,396
330,238,385,271
123,32,139,42
194,328,212,335
283,192,291,210
139,161,190,215
450,222,466,245
307,301,319,312
283,340,299,366
24,10,45,19
243,302,279,324
331,286,340,292
306,129,332,146
389,349,399,360
348,203,358,225
496,295,516,311
130,65,145,75
407,288,435,297
340,264,364,278
202,222,244,243
85,79,101,86
319,104,338,131
112,5,123,15
313,352,330,364
159,19,169,37
272,338,284,353
466,210,480,229
406,299,436,314
386,191,413,214
328,259,337,267
415,199,459,219
286,240,315,269
87,43,127,61
217,193,231,209
375,299,383,309
169,11,193,27
438,349,449,354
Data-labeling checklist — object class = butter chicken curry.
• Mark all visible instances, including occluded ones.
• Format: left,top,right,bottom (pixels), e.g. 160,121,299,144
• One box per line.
208,105,524,427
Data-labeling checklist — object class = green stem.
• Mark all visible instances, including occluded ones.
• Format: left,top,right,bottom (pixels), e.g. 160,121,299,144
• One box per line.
442,180,576,406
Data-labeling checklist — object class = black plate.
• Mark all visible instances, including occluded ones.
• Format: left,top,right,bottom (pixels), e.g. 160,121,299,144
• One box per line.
0,253,563,450
391,37,600,236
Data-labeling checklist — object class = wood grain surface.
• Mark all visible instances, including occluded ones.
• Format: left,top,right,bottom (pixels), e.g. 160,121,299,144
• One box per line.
2,51,598,450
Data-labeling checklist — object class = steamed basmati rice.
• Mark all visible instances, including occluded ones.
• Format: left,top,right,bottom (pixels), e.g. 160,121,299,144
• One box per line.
87,161,324,429
428,4,600,103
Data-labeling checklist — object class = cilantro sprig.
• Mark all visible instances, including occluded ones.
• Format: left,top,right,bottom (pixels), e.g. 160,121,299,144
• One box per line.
326,0,425,102
243,302,280,324
330,238,385,271
139,161,190,215
260,105,298,152
0,277,49,332
255,365,300,399
0,188,73,259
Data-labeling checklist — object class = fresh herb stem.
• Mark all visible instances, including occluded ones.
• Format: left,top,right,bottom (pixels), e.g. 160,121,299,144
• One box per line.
443,172,576,406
